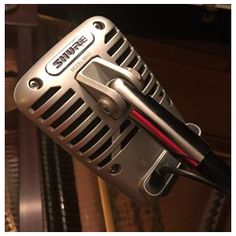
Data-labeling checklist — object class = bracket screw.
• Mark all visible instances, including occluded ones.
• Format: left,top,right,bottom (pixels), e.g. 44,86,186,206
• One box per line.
93,21,105,30
28,78,42,90
98,98,113,114
109,164,121,175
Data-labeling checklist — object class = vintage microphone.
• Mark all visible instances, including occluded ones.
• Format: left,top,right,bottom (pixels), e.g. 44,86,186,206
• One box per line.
14,16,230,205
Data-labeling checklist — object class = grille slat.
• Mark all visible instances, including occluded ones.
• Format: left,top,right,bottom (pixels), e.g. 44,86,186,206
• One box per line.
41,89,75,120
127,55,139,68
92,123,135,166
79,125,110,154
31,86,61,111
60,108,93,137
70,117,101,146
107,37,124,56
133,58,143,72
43,95,80,127
143,74,156,95
144,73,152,88
120,119,131,133
138,64,145,75
32,89,69,119
149,82,159,97
141,66,149,79
70,121,105,151
62,112,96,143
152,83,162,99
79,125,110,156
121,126,140,150
116,46,132,65
112,40,129,61
156,89,166,102
54,104,88,136
50,98,84,129
97,155,112,168
121,49,135,67
105,27,117,43
88,138,112,161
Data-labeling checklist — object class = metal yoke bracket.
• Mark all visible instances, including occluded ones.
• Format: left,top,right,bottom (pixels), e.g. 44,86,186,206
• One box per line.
76,57,143,119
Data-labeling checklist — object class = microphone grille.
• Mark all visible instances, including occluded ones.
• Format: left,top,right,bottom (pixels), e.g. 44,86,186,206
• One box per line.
26,24,157,171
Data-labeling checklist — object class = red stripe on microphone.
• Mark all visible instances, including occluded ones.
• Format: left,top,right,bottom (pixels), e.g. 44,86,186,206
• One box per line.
130,109,198,167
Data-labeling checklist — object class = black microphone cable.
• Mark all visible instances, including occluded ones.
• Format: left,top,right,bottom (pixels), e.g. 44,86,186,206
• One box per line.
158,165,230,196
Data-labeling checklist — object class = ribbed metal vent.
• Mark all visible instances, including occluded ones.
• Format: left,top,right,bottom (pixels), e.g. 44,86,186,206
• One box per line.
51,98,84,129
116,46,132,65
148,81,159,97
31,86,61,111
79,125,110,154
97,154,112,168
83,119,140,169
144,73,152,88
138,64,145,75
41,89,75,120
30,87,112,166
87,135,112,160
51,102,110,163
120,119,131,133
120,126,140,149
70,117,101,145
127,56,138,68
105,27,117,43
107,37,125,56
60,108,93,137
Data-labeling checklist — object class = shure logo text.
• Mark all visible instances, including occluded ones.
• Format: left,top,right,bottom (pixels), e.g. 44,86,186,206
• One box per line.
53,36,88,69
46,32,94,75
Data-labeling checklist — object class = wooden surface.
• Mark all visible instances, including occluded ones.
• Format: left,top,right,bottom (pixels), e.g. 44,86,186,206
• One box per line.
73,160,105,231
159,177,212,231
97,178,115,231
5,48,18,113
5,4,38,27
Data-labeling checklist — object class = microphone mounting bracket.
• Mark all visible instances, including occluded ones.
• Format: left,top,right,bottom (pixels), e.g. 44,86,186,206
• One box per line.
76,57,143,119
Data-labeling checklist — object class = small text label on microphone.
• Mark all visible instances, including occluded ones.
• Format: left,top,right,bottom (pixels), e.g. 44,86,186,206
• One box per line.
45,32,94,76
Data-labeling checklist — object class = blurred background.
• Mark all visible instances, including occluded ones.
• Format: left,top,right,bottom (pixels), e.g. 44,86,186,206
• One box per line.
5,4,231,232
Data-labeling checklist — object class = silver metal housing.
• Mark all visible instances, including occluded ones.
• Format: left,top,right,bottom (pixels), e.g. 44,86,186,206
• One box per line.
14,16,184,205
